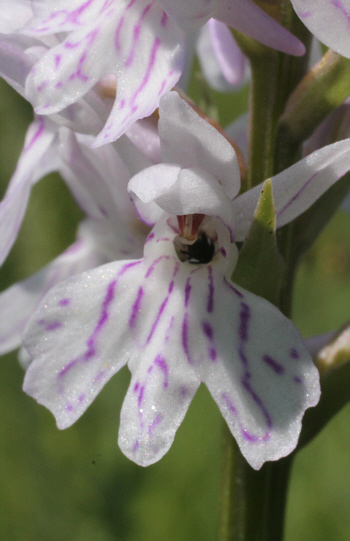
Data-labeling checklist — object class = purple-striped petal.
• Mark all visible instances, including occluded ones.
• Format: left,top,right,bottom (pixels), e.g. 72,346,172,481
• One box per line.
0,225,103,355
232,139,350,242
25,1,185,144
214,0,305,56
197,19,246,91
291,0,350,58
0,117,57,266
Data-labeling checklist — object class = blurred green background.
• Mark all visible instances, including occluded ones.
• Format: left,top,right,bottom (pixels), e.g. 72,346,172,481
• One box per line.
0,77,349,541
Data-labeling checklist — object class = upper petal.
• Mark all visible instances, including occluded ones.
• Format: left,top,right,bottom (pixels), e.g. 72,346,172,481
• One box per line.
159,91,241,199
157,0,218,30
232,139,350,241
25,1,185,144
0,117,57,266
291,0,350,58
197,19,246,91
214,0,305,56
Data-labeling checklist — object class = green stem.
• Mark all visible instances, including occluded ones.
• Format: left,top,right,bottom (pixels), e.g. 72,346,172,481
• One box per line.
219,5,313,541
218,425,293,541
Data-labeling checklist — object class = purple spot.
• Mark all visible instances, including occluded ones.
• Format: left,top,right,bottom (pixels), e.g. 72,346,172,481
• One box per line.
132,440,139,452
222,393,237,415
290,348,299,359
148,415,162,435
138,385,145,409
78,393,85,403
202,321,213,340
207,266,214,313
59,298,70,306
37,81,48,92
66,404,74,412
146,232,155,243
54,54,61,70
209,348,217,361
134,382,139,392
220,247,227,257
262,355,285,375
129,287,144,328
93,370,105,383
239,303,250,342
45,321,62,332
154,355,169,388
241,428,259,442
180,386,188,398
294,375,303,384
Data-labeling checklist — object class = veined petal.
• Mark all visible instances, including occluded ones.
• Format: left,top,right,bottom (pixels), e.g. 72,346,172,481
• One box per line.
214,0,305,56
23,258,144,428
0,117,57,265
291,0,350,58
25,1,185,144
25,0,102,35
197,19,246,91
159,91,240,199
157,0,218,30
0,225,103,355
119,346,200,466
232,139,350,242
198,280,320,470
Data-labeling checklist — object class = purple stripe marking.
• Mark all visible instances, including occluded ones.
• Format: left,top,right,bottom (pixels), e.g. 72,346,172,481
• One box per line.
207,266,214,313
224,277,244,298
130,37,160,104
148,415,162,435
129,286,144,328
145,255,169,277
125,3,152,67
262,355,285,375
182,312,192,364
184,278,192,307
24,118,45,152
293,375,303,384
154,355,169,388
138,385,145,408
332,0,350,23
277,171,318,218
222,392,237,415
239,303,250,342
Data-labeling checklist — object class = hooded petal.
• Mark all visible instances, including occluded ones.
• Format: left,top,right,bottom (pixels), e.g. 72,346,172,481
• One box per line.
25,1,185,144
214,0,305,56
291,0,350,58
0,117,57,266
232,139,350,241
159,91,240,199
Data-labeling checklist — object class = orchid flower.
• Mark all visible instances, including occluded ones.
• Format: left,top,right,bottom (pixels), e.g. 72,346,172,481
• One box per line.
21,0,305,146
291,0,350,58
22,92,350,469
